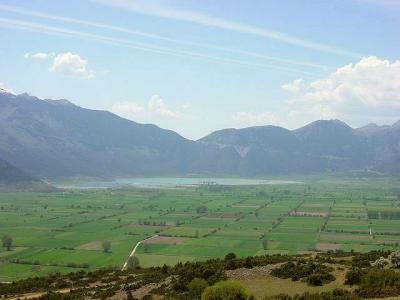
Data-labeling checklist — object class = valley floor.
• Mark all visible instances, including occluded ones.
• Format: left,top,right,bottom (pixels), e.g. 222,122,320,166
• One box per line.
1,176,400,282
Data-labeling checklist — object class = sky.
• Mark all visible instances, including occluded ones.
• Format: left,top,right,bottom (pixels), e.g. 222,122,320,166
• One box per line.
0,0,399,139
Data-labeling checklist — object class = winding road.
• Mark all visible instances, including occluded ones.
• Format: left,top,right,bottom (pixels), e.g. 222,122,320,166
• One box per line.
121,235,158,271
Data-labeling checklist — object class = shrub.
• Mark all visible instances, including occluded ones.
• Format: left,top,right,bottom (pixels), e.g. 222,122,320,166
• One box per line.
201,280,249,300
357,268,400,298
306,273,335,286
102,241,111,253
188,278,208,298
345,268,364,285
224,253,236,261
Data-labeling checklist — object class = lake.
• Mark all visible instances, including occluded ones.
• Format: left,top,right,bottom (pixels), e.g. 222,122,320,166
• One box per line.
55,177,303,189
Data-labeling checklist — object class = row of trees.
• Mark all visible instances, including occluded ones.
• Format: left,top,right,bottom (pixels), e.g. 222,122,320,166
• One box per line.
368,210,400,220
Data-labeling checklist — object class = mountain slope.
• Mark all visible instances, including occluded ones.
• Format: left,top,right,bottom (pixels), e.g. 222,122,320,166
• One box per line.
0,157,37,184
200,120,400,175
0,92,240,178
198,126,305,175
364,122,400,174
1,91,399,178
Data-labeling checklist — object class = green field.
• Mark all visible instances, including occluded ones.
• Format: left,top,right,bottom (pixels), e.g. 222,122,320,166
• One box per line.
1,177,400,281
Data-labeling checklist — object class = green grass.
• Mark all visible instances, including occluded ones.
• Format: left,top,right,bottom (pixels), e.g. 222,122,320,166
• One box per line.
1,176,400,280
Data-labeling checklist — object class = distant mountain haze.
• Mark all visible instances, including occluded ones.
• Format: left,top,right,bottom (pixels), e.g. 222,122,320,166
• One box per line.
0,91,239,178
200,119,400,175
0,157,39,184
0,91,399,179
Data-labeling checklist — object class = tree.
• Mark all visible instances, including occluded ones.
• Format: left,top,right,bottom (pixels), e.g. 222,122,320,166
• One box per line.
102,240,111,253
127,256,140,271
262,239,268,250
345,268,363,285
196,206,208,214
224,253,236,261
201,280,250,300
2,235,12,251
188,278,208,298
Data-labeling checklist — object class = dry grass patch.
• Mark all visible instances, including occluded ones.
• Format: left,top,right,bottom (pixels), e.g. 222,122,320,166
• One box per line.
316,243,341,251
76,241,102,250
240,268,350,299
144,236,187,245
320,233,371,241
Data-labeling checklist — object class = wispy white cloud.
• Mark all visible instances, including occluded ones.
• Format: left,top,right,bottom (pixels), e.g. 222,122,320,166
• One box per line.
148,95,180,119
111,95,181,120
0,4,331,71
50,52,94,79
0,82,15,94
24,52,53,60
281,79,307,94
111,101,145,118
0,17,315,76
92,0,361,58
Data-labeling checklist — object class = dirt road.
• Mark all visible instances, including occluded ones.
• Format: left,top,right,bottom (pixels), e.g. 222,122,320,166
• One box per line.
121,235,158,271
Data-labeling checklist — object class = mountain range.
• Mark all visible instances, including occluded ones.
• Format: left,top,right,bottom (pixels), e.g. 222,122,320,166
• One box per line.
0,90,399,180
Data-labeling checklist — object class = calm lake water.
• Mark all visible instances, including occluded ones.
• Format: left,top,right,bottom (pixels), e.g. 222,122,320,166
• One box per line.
55,177,303,189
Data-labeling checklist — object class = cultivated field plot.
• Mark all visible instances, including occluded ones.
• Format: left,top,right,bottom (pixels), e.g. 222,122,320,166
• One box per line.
0,177,400,280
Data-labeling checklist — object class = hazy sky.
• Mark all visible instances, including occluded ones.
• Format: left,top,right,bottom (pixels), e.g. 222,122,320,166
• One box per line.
0,0,399,139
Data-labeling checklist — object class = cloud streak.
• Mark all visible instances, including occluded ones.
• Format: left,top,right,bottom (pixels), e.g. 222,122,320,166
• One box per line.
0,4,330,71
0,17,316,76
92,0,361,58
24,52,52,60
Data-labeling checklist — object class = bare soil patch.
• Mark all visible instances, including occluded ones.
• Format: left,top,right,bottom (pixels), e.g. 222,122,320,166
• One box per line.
226,264,283,280
130,276,176,299
316,243,341,251
76,241,102,250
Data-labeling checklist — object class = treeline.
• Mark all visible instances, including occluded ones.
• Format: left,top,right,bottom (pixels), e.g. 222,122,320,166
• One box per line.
367,210,400,220
271,261,335,286
9,258,90,269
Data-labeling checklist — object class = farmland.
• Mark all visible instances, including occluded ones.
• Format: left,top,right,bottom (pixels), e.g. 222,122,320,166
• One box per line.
1,177,400,281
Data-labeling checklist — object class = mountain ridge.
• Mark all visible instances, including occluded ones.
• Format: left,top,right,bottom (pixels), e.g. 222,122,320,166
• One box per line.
0,92,240,178
0,91,399,178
